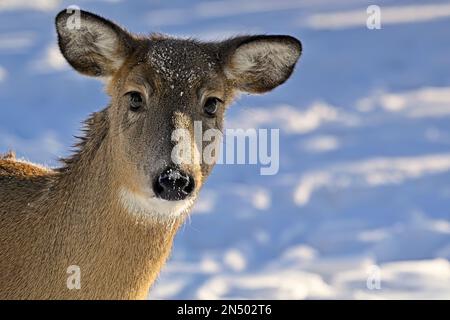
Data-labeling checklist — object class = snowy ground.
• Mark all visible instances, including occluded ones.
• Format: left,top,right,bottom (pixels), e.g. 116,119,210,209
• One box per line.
0,0,449,299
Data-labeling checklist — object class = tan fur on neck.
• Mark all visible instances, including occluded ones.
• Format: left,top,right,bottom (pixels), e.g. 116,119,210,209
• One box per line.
0,115,184,299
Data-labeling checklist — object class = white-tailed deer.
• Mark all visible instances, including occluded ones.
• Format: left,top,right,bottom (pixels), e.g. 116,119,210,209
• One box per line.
0,9,301,299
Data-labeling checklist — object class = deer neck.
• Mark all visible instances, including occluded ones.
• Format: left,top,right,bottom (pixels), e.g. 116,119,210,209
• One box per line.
50,111,184,299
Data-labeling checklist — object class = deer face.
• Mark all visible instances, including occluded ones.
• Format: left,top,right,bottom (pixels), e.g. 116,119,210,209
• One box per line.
55,10,301,217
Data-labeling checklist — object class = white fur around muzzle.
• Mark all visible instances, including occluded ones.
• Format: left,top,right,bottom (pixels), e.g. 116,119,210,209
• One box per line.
118,187,194,219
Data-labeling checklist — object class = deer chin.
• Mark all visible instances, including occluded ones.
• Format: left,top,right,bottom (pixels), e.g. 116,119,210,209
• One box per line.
118,186,195,219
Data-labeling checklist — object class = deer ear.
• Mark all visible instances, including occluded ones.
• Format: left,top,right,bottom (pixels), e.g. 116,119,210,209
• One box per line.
55,9,135,77
221,35,302,93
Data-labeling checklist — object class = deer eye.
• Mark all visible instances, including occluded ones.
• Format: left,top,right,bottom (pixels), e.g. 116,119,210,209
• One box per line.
128,91,143,111
203,97,221,117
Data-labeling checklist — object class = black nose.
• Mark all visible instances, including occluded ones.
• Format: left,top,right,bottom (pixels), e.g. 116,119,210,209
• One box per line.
153,167,195,201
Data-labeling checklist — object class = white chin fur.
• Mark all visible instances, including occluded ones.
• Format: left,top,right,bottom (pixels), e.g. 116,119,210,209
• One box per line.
119,187,193,219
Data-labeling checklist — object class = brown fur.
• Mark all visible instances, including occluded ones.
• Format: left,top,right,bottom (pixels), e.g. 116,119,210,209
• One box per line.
0,9,301,299
0,129,182,299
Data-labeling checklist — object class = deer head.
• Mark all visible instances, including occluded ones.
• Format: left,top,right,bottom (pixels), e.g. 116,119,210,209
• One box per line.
55,9,302,219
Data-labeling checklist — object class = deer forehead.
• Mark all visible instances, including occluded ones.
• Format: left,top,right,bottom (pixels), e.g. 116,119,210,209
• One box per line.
146,41,218,86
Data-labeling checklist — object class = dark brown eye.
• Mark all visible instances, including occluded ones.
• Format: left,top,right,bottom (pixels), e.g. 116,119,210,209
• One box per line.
204,97,221,117
128,91,143,111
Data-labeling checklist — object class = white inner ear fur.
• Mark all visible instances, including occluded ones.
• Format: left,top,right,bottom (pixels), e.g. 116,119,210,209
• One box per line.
62,20,124,70
226,41,298,80
92,28,124,70
119,187,194,219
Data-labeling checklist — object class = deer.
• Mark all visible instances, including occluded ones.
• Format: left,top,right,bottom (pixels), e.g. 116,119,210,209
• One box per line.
0,9,302,299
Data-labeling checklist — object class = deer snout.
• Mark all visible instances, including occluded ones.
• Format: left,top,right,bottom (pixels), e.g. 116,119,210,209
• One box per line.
153,167,195,201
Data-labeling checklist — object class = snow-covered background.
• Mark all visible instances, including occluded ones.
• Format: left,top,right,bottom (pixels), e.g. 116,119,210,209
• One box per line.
1,0,449,299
